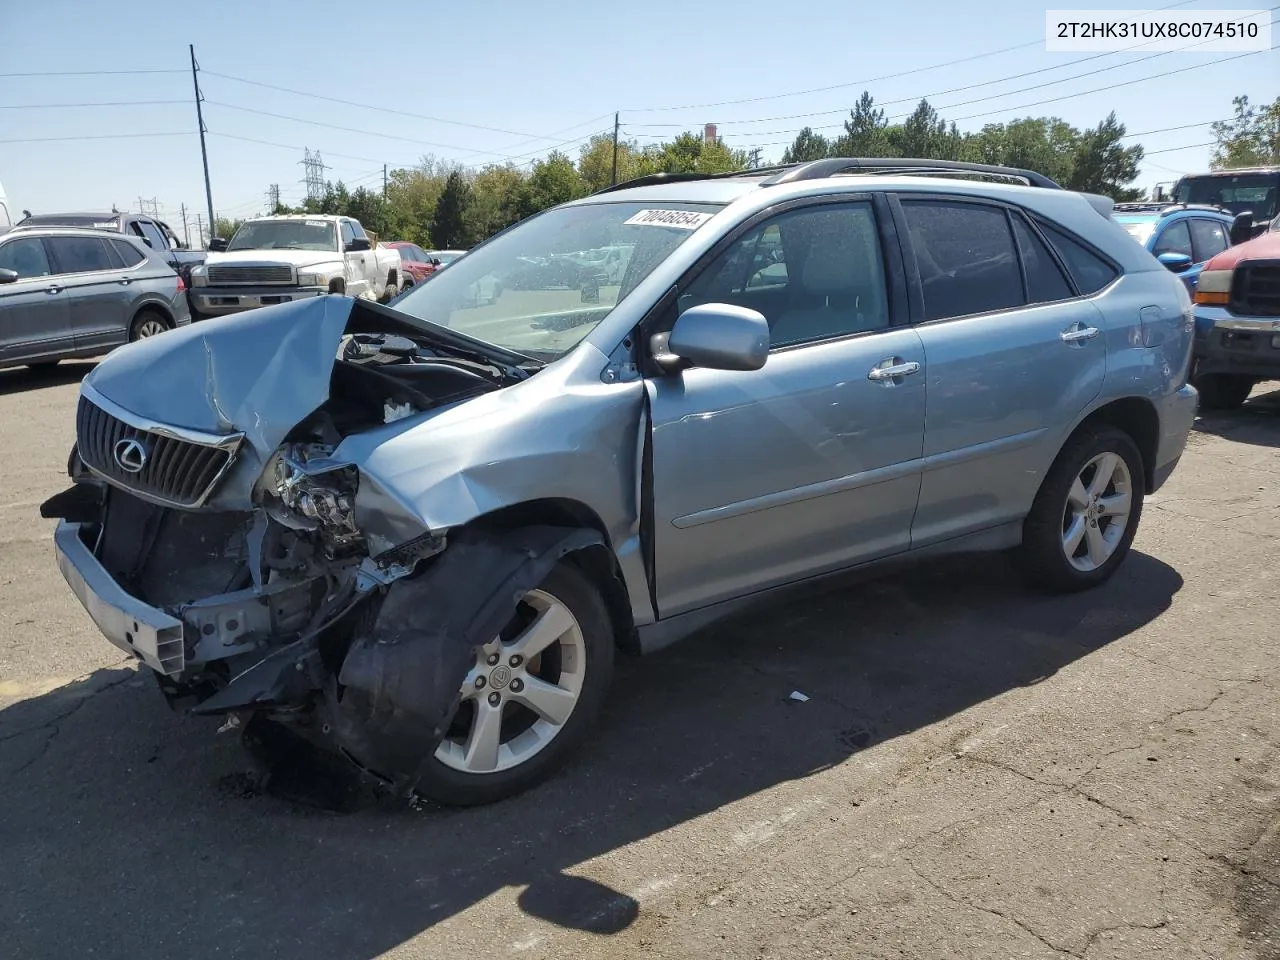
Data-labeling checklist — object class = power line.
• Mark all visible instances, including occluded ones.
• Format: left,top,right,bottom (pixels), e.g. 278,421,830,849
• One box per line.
0,131,190,144
621,0,1199,112
0,99,189,109
201,70,546,139
0,68,185,77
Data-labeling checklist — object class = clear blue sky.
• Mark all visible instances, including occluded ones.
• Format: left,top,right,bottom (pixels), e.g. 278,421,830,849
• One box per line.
1,0,1275,241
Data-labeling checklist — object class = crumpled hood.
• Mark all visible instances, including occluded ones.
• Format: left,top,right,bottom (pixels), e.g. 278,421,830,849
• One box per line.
83,296,352,464
205,249,344,269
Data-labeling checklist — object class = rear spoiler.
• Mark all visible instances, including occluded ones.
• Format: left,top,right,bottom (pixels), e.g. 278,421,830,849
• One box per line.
1080,193,1115,218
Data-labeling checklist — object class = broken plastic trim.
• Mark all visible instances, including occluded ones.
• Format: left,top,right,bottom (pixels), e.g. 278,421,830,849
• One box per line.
323,525,605,798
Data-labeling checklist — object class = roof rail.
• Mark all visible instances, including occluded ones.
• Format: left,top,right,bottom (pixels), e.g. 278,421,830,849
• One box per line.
590,166,795,196
760,157,1064,190
1112,201,1236,218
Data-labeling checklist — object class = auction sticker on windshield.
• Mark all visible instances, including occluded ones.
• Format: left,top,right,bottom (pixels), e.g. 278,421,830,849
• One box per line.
306,220,329,228
624,209,715,230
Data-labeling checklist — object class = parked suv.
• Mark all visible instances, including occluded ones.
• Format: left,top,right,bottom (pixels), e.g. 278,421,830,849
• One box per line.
13,211,205,289
0,227,190,371
1112,201,1250,293
44,159,1197,807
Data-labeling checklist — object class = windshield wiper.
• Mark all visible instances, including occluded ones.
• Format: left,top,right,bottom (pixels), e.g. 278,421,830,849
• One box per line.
351,300,546,374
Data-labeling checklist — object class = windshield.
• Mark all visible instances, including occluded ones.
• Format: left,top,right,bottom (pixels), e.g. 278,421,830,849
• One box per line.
390,201,723,359
1115,218,1157,245
1174,173,1279,221
227,219,338,252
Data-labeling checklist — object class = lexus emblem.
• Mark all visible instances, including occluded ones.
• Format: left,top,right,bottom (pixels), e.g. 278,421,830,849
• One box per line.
113,438,148,474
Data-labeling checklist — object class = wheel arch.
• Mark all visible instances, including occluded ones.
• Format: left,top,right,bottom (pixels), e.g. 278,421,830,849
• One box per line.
1062,396,1160,493
460,498,641,655
130,298,174,327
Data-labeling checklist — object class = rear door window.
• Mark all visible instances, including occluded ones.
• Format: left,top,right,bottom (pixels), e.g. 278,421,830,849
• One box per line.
112,239,146,267
47,237,117,274
1012,215,1075,304
899,199,1024,320
1036,220,1120,295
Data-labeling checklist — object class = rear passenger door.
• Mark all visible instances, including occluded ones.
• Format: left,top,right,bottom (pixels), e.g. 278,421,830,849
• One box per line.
895,196,1109,547
45,235,131,352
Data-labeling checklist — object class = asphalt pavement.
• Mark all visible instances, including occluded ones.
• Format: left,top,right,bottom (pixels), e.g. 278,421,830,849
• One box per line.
1,359,1278,960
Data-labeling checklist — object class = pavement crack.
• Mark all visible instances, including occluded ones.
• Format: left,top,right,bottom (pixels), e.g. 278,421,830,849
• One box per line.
0,667,136,762
1080,920,1168,958
1119,649,1263,685
903,857,1079,957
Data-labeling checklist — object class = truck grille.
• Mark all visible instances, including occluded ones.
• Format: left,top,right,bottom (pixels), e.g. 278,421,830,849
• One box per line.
206,265,293,285
1231,261,1280,318
75,395,243,509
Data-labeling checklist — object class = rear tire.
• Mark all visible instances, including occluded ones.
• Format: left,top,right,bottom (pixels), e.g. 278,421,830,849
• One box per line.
1020,424,1144,593
410,560,615,807
129,310,170,342
25,360,60,371
1194,373,1253,411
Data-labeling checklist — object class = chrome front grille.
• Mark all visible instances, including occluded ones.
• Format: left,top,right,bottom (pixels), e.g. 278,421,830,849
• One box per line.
75,391,244,509
206,265,294,285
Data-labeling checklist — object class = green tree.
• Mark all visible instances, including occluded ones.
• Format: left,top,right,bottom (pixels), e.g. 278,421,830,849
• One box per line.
579,133,640,191
634,132,747,176
1212,95,1280,168
781,127,832,163
431,170,473,248
518,151,586,218
893,100,947,158
212,217,244,242
834,92,895,156
345,186,391,238
466,164,527,243
1067,112,1144,201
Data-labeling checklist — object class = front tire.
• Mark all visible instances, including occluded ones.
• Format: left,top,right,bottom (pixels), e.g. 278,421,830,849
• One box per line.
411,560,615,807
1194,373,1253,411
1020,424,1144,593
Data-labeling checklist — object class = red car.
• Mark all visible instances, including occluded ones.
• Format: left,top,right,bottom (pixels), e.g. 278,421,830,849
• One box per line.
384,241,443,286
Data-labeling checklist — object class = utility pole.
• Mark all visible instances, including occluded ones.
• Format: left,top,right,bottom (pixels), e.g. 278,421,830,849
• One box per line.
266,183,280,214
190,44,215,248
195,214,204,249
180,203,190,247
382,163,388,199
610,112,620,186
747,147,763,170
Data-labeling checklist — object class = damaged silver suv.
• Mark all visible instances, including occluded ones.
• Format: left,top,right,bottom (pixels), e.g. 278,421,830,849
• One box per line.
45,159,1199,806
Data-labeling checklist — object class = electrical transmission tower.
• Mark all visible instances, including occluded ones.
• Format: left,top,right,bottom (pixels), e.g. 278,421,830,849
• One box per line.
266,183,280,213
300,149,327,203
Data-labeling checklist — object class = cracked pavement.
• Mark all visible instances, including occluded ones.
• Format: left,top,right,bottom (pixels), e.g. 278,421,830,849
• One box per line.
1,362,1278,960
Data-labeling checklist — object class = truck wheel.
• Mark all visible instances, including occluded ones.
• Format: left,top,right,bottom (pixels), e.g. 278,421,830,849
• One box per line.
328,278,346,296
380,272,397,303
411,560,615,807
1194,374,1253,411
1019,424,1144,594
129,310,171,342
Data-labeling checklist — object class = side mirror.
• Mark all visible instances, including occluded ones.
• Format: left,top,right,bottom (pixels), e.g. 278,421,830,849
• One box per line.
345,237,372,252
209,237,228,252
0,268,18,284
1158,252,1194,273
1229,212,1254,246
431,258,441,266
656,303,770,372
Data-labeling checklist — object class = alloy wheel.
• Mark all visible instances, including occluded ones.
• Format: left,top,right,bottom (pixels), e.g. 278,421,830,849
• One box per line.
1061,451,1133,572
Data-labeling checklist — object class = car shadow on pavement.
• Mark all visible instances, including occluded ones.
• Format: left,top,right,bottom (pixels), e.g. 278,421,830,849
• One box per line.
1194,383,1280,449
0,550,1182,959
0,360,96,395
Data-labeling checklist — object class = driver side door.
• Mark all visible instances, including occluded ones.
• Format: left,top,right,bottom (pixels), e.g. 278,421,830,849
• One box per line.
645,197,927,617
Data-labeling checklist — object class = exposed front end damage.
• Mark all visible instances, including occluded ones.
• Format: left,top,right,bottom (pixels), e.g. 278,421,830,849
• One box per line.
43,295,630,801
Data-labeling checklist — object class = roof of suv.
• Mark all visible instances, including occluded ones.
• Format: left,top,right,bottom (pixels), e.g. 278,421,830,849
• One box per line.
0,225,154,244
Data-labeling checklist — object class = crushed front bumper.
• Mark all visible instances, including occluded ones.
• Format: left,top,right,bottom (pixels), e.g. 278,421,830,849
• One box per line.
53,520,186,676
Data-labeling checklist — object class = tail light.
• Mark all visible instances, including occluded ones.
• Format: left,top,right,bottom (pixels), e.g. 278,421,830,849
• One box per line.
1194,268,1231,306
176,275,186,293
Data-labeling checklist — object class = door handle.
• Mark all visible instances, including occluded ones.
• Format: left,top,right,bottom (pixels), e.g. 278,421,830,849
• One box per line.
117,277,132,286
867,360,921,382
44,285,63,295
1060,325,1099,343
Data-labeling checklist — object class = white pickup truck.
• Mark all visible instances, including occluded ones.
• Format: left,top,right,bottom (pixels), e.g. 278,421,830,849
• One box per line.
188,214,402,319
